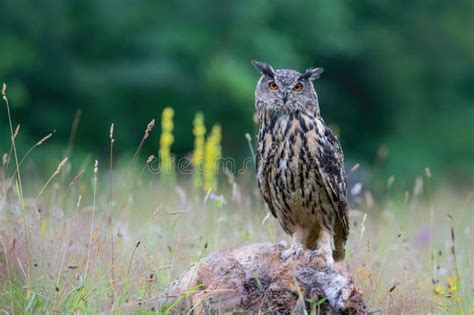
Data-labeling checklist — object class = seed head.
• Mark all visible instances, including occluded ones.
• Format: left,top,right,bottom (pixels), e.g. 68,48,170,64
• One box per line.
146,155,155,164
144,119,155,140
13,124,20,139
110,123,115,143
54,157,68,175
37,133,53,146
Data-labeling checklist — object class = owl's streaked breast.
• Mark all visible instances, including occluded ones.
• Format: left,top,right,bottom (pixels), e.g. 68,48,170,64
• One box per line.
257,110,326,230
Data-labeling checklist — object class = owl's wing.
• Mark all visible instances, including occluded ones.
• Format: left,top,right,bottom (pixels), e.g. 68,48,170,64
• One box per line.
256,142,277,218
311,121,350,241
260,177,277,218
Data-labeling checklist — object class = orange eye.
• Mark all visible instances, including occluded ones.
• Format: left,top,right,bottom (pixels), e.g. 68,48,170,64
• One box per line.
293,83,303,92
268,81,278,90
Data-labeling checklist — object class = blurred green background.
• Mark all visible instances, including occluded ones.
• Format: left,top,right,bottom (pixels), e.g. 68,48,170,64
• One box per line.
0,1,473,186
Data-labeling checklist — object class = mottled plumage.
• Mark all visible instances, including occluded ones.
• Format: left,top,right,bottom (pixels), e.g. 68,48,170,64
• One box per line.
252,61,349,265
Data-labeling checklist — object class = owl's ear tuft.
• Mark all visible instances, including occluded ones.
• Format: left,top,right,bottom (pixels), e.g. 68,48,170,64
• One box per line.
299,68,324,81
251,60,275,78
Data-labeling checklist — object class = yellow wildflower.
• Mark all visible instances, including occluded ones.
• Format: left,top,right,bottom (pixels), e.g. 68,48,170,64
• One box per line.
203,124,222,192
41,220,46,236
434,283,445,296
159,107,175,177
446,275,457,294
192,113,206,188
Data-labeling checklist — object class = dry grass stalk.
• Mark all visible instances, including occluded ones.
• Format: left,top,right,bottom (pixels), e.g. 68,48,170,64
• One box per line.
37,133,53,145
57,169,85,207
85,160,99,282
144,119,155,140
2,83,29,294
3,131,55,198
109,122,116,303
34,157,69,203
123,119,156,185
127,241,141,276
65,109,82,159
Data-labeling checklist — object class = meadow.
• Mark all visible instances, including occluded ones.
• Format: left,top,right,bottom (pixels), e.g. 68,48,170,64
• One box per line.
0,86,472,314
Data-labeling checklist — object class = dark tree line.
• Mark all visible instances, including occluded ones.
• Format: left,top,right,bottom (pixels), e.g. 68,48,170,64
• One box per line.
0,1,473,185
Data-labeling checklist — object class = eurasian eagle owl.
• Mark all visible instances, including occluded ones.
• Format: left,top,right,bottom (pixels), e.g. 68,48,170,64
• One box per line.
252,60,349,266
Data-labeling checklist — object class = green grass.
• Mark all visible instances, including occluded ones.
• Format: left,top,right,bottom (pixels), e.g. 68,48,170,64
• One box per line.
1,156,472,313
0,87,472,314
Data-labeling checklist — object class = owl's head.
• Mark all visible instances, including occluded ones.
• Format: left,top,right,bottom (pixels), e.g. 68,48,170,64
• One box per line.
251,60,323,119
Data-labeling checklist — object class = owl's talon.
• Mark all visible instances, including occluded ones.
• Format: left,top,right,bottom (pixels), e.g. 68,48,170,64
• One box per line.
278,240,288,249
281,248,293,261
295,247,304,257
309,249,322,260
281,244,304,261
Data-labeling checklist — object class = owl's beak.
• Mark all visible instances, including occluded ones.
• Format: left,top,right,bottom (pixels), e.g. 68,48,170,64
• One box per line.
282,92,289,104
